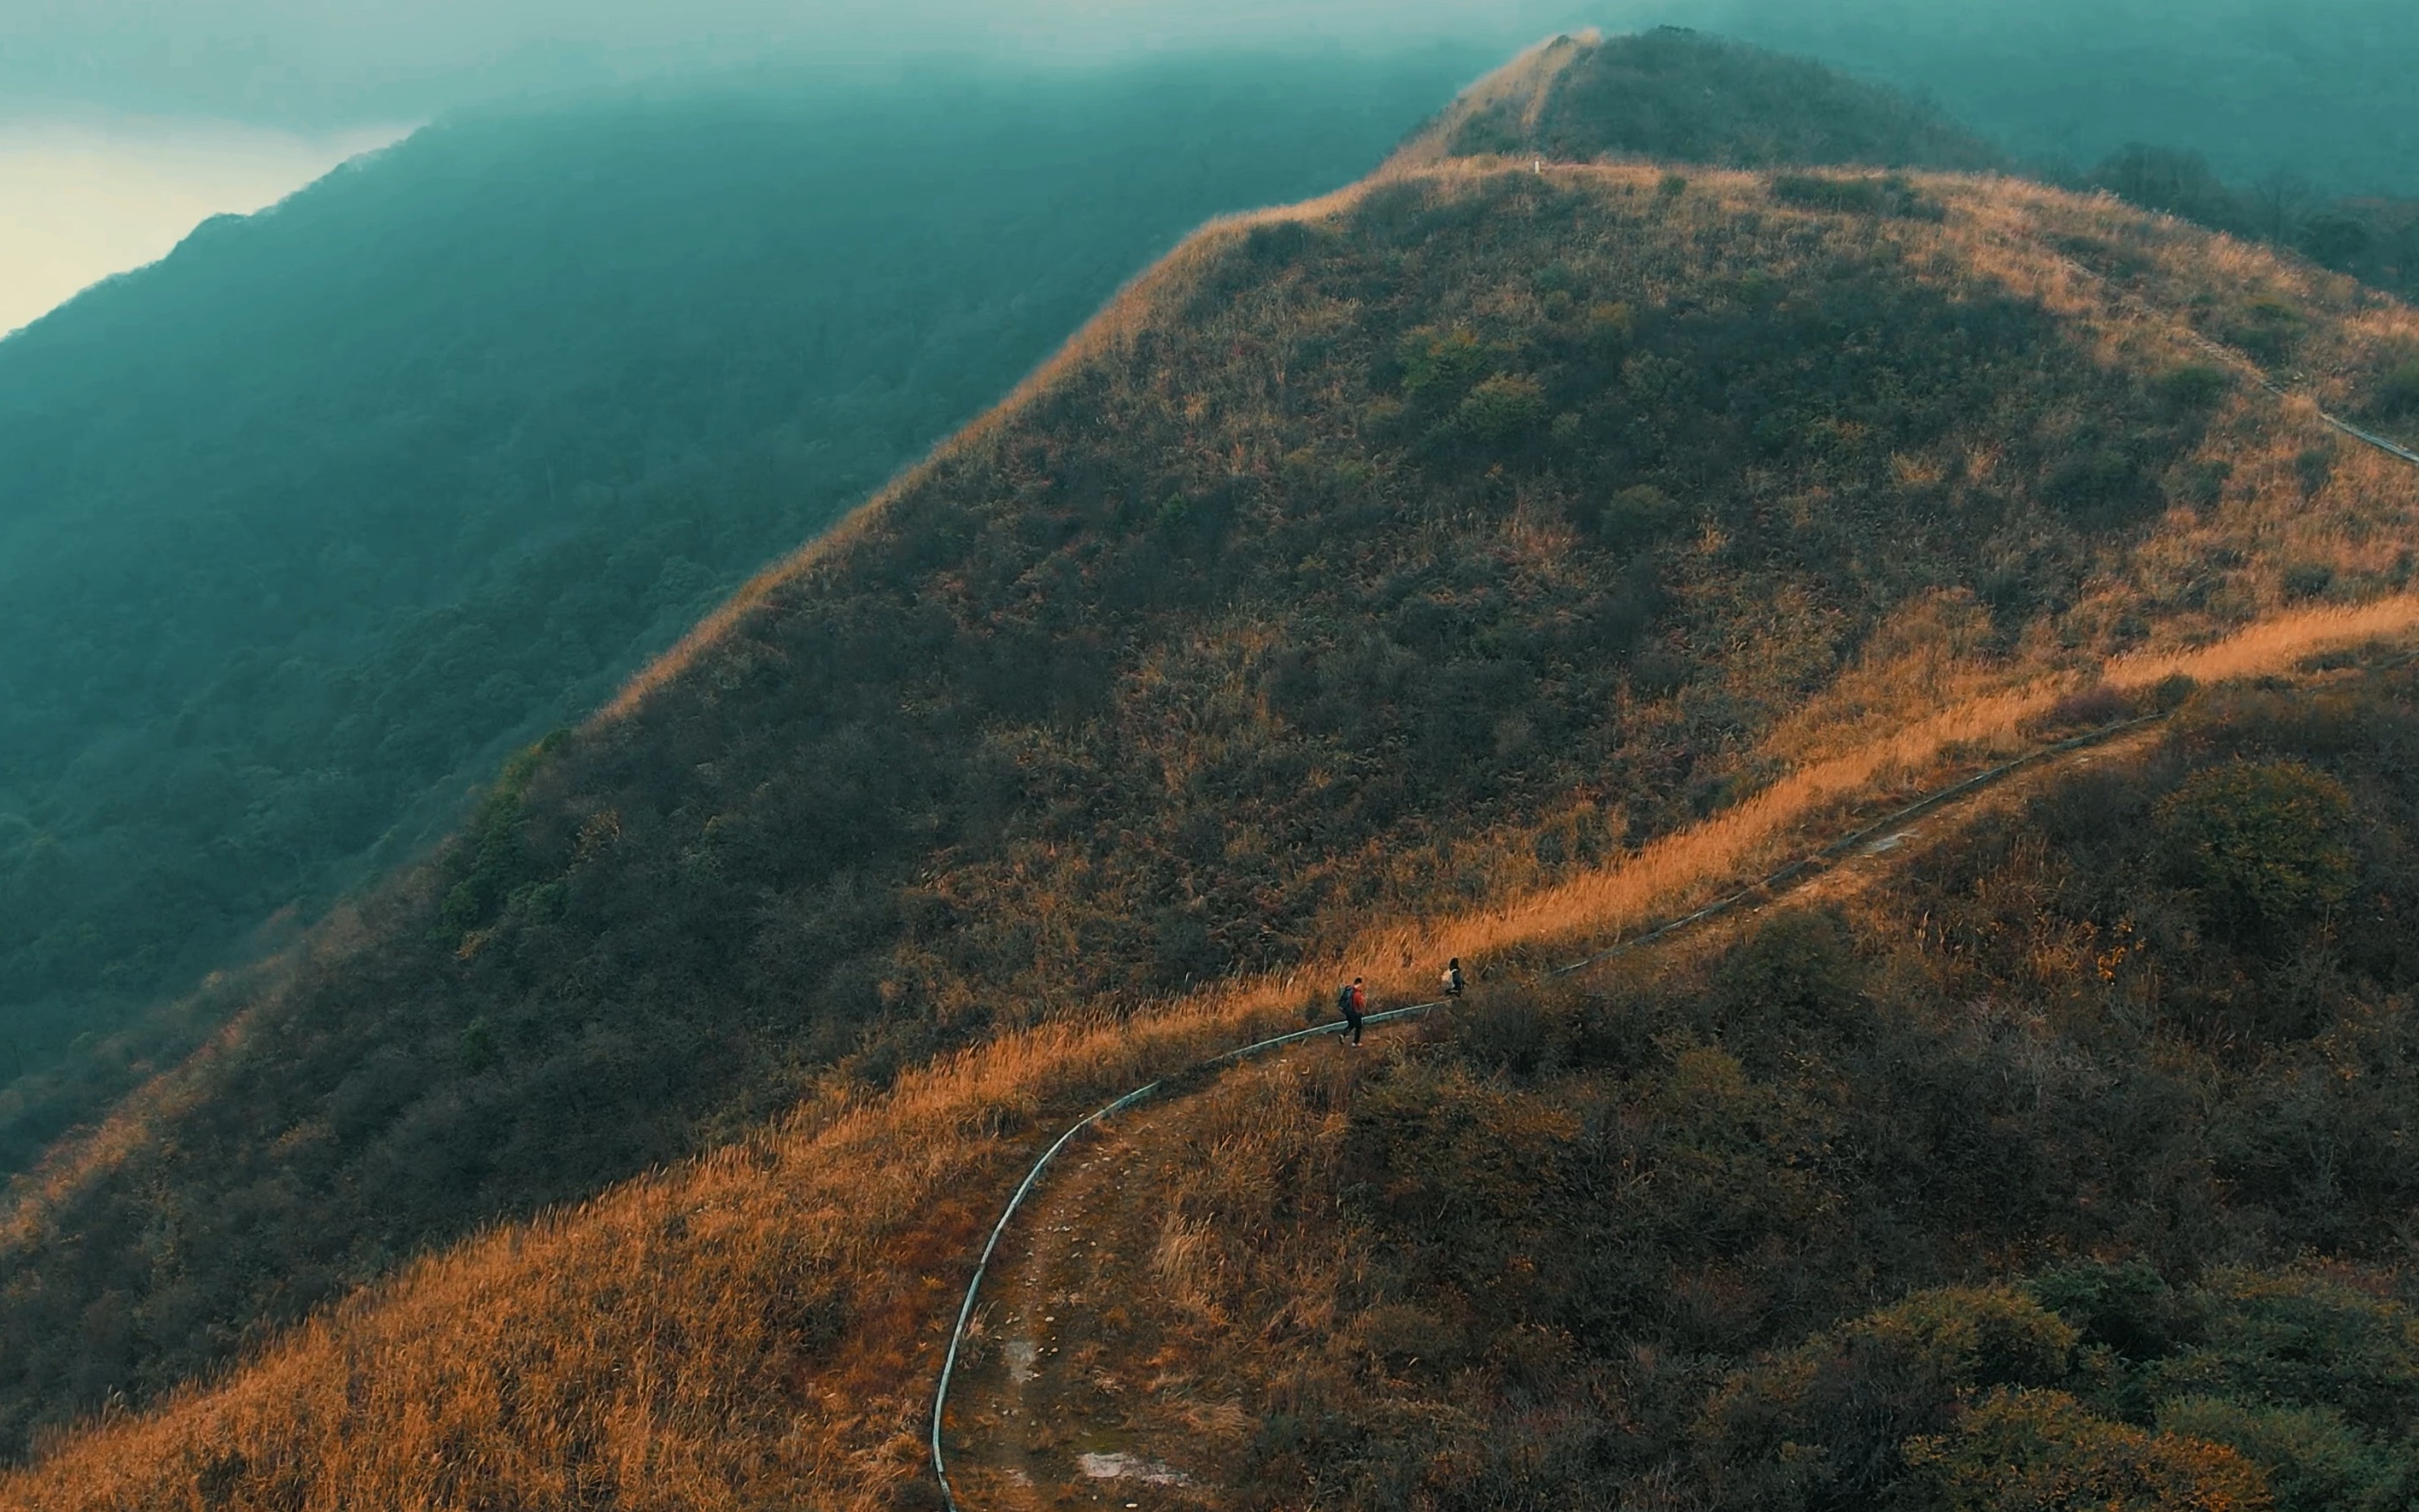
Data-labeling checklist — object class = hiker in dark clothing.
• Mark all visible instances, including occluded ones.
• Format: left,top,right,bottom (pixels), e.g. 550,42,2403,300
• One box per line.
1338,977,1366,1044
1442,958,1465,998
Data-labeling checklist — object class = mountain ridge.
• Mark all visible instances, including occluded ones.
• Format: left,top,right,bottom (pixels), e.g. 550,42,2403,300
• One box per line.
11,596,2418,1511
1393,28,2007,174
8,145,2416,1462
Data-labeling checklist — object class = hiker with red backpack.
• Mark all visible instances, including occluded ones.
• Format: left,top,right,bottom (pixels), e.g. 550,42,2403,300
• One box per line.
1336,977,1366,1045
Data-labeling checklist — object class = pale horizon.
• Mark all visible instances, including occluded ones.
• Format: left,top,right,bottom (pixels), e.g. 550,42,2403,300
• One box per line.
0,119,406,337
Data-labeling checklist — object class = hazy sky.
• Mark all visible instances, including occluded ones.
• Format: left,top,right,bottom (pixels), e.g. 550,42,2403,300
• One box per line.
2,0,2409,337
0,1,1619,336
0,0,1609,125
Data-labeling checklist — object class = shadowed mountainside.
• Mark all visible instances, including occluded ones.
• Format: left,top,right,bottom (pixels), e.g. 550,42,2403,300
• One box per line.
3,33,2418,1497
0,51,1483,1175
12,580,2419,1509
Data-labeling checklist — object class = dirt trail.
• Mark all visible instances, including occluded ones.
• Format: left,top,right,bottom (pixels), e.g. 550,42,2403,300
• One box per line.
940,1108,1229,1509
1785,722,2170,912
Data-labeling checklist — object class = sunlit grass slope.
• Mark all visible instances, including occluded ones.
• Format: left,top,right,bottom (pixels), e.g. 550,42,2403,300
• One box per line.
4,33,2418,1484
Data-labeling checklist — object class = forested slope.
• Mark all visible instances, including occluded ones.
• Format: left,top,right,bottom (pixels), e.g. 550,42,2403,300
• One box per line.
5,24,2418,1457
0,51,1479,1169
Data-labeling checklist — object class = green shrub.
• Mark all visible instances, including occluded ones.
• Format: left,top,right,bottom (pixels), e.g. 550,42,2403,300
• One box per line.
2372,361,2419,419
2176,458,2233,508
2149,1271,2419,1436
2156,759,2356,931
2156,1398,2401,1512
2022,685,2139,740
1907,1387,2274,1512
2294,445,2336,498
1774,173,1888,215
1453,373,1548,440
1399,327,1493,401
1851,1287,2081,1393
432,731,567,942
2030,1259,2178,1362
1702,1288,2078,1508
1588,483,1685,553
1773,171,1943,220
2223,296,2306,366
459,1018,497,1073
1447,993,1556,1079
1710,907,1864,1041
2161,365,2234,412
2281,561,2335,602
2300,214,2373,270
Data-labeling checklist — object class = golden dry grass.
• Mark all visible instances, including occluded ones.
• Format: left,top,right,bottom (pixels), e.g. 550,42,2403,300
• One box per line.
1342,595,2419,1001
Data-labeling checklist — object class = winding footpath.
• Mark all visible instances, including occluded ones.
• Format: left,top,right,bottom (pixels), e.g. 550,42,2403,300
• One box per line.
927,713,2170,1509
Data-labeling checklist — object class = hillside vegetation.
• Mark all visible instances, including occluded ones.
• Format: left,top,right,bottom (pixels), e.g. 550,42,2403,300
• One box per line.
4,34,2418,1501
937,657,2419,1511
0,53,1479,1171
2085,143,2419,307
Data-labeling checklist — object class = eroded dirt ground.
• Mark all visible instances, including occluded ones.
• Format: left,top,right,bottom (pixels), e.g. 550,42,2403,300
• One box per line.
943,1041,1380,1509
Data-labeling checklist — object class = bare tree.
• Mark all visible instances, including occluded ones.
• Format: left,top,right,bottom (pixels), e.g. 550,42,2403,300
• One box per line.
2250,167,2313,243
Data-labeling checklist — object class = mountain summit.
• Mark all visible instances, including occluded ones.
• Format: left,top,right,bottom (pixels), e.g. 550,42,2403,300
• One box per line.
1395,27,2007,172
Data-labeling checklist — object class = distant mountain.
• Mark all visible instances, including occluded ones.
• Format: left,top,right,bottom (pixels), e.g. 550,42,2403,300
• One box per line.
0,51,1483,1170
1709,0,2419,195
5,34,2414,1482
